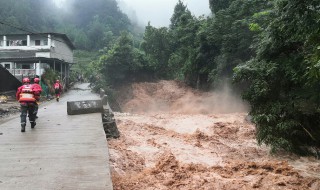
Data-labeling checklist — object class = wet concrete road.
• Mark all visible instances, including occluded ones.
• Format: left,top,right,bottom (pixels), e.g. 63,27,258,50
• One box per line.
0,83,113,190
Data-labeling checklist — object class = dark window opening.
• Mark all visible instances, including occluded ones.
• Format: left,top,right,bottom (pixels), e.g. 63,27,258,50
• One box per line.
22,40,27,46
35,40,41,46
22,64,30,69
4,64,10,69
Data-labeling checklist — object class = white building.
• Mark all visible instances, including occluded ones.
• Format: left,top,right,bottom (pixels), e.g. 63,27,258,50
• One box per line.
0,33,75,84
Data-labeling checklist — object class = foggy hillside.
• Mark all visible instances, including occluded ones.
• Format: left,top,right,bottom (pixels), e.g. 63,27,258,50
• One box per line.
0,0,133,50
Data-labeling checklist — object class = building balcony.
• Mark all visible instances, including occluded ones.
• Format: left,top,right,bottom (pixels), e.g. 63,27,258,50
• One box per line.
7,69,36,76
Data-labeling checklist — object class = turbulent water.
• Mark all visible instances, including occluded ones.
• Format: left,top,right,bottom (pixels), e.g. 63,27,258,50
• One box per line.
108,80,320,189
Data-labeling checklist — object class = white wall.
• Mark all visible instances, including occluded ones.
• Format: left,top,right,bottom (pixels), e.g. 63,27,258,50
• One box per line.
50,36,73,63
0,34,74,63
0,34,50,51
36,52,50,58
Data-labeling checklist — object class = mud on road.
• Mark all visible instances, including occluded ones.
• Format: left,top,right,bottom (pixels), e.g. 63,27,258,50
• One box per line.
0,95,20,119
108,81,320,190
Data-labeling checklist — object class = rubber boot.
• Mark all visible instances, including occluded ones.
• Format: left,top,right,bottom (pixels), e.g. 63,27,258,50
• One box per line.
31,121,36,129
21,124,26,132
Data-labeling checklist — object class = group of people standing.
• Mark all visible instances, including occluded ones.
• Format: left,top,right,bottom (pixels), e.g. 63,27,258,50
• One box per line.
16,77,63,132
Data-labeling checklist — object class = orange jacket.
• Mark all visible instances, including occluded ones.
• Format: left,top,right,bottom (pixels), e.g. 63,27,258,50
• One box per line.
16,84,36,103
32,83,42,101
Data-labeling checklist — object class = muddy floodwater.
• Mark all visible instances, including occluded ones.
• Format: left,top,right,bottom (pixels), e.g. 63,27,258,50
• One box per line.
108,80,320,190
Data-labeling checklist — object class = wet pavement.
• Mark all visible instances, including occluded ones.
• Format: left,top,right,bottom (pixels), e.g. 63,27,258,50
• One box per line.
0,83,113,190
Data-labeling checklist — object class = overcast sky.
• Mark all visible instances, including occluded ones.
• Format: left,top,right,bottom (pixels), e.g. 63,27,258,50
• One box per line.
117,0,211,27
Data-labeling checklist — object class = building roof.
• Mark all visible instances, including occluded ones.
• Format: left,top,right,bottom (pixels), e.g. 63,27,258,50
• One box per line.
0,33,76,50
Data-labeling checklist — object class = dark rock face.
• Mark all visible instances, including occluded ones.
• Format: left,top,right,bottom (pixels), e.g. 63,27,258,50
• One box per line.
102,107,119,139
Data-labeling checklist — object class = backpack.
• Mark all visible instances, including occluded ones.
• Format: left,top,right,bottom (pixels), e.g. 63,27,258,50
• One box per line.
19,85,35,102
54,83,60,94
54,83,60,90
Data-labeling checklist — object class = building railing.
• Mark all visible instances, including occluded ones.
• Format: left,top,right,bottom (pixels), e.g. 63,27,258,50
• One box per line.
7,69,36,76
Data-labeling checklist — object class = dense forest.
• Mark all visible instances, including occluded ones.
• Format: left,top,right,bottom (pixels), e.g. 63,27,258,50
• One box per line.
0,0,319,155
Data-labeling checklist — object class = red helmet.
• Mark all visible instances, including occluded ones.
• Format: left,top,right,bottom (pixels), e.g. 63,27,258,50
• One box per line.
22,77,30,83
34,78,40,83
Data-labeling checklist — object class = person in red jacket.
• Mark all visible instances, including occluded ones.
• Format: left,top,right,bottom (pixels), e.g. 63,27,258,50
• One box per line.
53,80,63,102
16,77,37,132
32,77,42,118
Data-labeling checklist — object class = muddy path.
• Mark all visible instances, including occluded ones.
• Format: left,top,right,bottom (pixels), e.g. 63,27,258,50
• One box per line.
109,80,320,190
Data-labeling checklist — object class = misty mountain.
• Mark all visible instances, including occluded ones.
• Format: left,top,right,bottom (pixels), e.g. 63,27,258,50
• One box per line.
0,0,134,50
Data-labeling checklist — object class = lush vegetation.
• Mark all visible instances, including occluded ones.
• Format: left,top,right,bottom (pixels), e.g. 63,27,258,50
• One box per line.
234,0,320,154
1,0,319,155
0,0,134,50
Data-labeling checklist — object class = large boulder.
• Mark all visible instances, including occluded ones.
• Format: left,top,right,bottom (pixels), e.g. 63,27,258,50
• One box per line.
67,100,103,115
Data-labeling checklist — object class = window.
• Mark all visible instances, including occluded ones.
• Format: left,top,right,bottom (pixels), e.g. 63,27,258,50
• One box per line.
4,64,10,69
35,40,41,46
22,64,30,69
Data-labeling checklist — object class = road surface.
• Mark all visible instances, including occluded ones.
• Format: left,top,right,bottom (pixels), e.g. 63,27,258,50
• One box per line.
0,83,113,190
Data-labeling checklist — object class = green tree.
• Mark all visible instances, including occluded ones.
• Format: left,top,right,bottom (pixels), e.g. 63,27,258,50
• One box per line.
100,31,145,86
207,0,271,86
73,30,90,50
209,0,235,13
0,0,135,51
140,23,171,78
234,0,320,154
168,1,201,86
87,16,107,49
170,0,190,30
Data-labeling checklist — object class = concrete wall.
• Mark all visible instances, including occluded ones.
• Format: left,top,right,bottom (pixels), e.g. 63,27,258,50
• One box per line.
0,66,21,93
51,36,73,63
0,34,74,63
0,35,50,51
